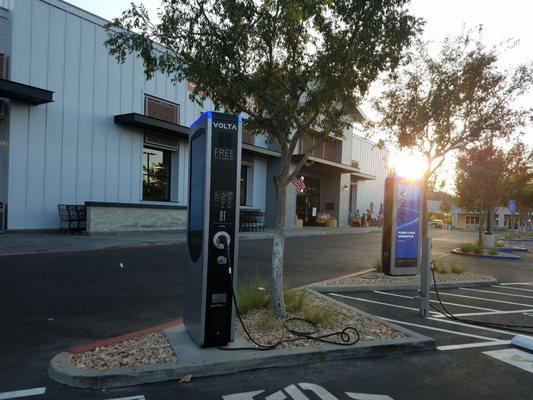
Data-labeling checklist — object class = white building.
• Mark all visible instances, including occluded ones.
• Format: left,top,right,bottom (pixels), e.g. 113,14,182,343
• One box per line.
350,133,389,218
452,206,532,231
0,0,388,232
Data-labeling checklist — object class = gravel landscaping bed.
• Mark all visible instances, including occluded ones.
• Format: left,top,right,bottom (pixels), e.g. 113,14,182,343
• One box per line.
69,290,408,369
322,271,494,286
71,332,177,370
236,290,406,348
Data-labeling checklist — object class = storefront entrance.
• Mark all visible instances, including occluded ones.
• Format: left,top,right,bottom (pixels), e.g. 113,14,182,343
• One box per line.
296,176,321,226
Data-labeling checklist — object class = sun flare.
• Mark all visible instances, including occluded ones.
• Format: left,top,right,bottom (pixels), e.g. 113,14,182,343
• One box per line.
389,150,428,180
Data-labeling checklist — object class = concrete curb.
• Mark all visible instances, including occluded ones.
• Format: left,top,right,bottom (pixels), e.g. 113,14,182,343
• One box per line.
48,289,435,389
451,248,521,260
240,228,381,241
310,278,498,293
68,319,182,355
497,237,533,242
494,246,528,253
295,268,374,290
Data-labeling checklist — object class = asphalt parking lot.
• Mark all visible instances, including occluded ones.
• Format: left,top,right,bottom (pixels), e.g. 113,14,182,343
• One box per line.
1,230,531,399
326,282,533,350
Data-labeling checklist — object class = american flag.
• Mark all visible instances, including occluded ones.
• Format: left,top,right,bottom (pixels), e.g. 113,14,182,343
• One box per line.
291,175,306,192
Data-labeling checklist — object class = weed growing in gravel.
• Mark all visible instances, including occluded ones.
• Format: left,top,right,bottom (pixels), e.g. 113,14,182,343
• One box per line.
433,260,451,274
255,313,279,332
434,260,466,274
237,280,270,315
302,304,336,328
372,257,382,272
450,262,466,274
237,280,341,330
285,287,306,313
487,248,498,255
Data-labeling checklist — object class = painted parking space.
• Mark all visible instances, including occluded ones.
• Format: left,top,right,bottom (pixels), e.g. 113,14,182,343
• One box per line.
326,283,533,351
0,387,46,400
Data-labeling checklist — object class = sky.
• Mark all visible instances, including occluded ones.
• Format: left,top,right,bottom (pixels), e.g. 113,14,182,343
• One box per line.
69,0,533,191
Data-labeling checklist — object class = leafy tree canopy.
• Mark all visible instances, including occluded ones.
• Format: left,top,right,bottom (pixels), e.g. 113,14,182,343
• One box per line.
367,27,533,178
105,0,422,169
455,141,533,213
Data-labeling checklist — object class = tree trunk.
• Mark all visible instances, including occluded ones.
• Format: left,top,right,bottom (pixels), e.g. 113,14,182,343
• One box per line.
478,210,484,246
487,209,493,235
271,174,288,317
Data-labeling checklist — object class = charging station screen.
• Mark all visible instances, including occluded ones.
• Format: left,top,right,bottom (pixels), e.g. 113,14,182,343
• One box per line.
188,130,206,262
394,182,421,268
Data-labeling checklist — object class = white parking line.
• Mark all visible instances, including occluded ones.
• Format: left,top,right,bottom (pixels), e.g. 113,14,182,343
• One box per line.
329,293,438,314
437,341,512,351
431,308,533,318
373,291,413,299
105,395,145,400
484,348,533,373
430,291,533,307
379,317,501,341
498,282,533,286
492,285,533,294
460,287,533,300
0,388,46,400
427,316,518,337
373,291,498,312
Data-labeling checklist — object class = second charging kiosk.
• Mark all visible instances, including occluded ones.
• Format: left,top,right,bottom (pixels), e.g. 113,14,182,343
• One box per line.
381,175,423,276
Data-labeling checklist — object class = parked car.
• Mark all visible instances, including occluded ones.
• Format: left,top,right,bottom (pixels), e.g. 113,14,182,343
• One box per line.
430,219,445,229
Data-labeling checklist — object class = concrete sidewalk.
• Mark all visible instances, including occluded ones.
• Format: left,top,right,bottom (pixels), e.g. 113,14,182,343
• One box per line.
0,226,380,256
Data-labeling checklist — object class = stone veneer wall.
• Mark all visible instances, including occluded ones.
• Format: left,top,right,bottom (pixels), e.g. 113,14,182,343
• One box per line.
86,203,187,233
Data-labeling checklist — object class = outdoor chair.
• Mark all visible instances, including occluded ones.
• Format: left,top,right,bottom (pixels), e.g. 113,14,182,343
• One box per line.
57,204,86,234
239,209,265,232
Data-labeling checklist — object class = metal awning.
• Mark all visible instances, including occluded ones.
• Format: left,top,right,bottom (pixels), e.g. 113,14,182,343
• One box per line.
114,112,189,139
293,154,365,174
350,171,375,181
242,143,281,158
0,78,54,105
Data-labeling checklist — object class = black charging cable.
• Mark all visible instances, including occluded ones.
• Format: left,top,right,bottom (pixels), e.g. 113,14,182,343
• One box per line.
218,235,360,351
429,262,533,334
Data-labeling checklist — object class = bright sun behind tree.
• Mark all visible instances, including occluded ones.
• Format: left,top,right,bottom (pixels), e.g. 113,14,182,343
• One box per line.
389,150,428,180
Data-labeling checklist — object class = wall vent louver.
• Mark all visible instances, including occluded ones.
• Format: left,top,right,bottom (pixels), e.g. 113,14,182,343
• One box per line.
144,132,179,150
144,95,179,124
0,53,6,79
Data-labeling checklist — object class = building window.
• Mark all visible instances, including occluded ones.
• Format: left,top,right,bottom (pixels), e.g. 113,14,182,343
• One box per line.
143,147,171,201
240,165,248,206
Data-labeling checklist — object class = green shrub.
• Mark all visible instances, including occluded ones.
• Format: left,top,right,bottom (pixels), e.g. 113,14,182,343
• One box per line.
372,257,382,272
460,242,483,254
487,248,498,256
237,281,270,315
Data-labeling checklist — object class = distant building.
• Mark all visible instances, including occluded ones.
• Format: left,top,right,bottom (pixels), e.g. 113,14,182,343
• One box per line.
452,206,532,231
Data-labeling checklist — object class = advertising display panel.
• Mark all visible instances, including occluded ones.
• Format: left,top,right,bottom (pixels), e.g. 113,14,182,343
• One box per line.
394,182,421,269
381,176,422,276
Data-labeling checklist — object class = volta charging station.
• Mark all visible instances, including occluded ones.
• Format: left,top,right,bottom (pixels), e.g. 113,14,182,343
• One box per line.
382,176,431,317
184,111,242,347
